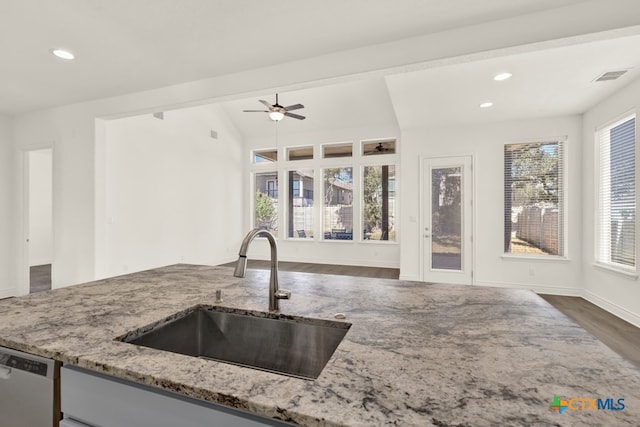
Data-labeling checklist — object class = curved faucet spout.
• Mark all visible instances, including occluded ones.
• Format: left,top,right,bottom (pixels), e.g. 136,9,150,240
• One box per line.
233,228,290,312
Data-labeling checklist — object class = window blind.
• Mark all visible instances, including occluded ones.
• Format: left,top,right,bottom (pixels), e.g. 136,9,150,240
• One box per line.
597,115,636,269
504,141,564,256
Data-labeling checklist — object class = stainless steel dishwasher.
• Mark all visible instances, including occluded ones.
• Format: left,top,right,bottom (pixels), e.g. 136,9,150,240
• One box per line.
0,346,61,427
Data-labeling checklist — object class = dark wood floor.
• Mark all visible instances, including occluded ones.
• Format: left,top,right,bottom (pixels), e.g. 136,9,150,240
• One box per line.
540,294,640,368
220,260,640,369
30,264,52,293
218,260,401,279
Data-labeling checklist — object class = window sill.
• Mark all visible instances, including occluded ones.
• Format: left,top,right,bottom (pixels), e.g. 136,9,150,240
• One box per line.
501,254,570,263
317,239,399,244
592,262,638,279
361,240,399,245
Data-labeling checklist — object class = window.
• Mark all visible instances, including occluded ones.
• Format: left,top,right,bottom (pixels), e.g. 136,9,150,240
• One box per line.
266,180,277,198
288,169,314,239
363,165,396,241
597,114,636,270
363,139,396,156
253,149,277,163
292,180,300,197
323,167,353,240
323,143,352,159
249,138,398,243
504,141,564,256
254,172,278,236
287,146,313,161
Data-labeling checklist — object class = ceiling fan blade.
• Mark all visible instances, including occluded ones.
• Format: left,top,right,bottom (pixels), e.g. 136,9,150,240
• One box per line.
283,103,304,111
243,110,269,112
285,112,306,120
259,99,273,109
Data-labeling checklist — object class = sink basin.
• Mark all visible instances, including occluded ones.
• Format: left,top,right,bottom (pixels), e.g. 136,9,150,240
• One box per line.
118,305,351,380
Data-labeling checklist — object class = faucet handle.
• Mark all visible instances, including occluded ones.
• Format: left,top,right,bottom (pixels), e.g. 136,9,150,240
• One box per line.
274,289,291,300
215,289,223,304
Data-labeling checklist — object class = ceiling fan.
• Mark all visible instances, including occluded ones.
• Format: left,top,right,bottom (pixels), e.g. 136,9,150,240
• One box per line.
364,141,395,155
243,93,306,121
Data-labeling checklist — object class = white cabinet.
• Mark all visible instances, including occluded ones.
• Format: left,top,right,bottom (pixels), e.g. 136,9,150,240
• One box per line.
61,366,293,427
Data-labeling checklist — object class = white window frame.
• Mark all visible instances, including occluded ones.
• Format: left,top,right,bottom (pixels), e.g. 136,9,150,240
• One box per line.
361,163,398,243
248,138,399,244
594,112,637,274
284,168,315,240
250,148,279,235
502,138,567,259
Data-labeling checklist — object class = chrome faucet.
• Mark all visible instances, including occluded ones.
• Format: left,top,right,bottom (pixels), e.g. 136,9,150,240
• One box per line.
233,228,291,312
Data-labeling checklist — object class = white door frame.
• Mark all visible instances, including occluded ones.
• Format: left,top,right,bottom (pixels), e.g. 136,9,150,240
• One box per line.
18,144,54,296
420,155,474,284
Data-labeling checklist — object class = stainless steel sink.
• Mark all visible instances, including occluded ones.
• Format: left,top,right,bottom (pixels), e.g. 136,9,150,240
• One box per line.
118,305,351,380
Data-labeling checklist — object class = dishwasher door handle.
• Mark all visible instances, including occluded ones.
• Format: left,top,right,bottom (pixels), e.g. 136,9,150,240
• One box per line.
0,366,11,379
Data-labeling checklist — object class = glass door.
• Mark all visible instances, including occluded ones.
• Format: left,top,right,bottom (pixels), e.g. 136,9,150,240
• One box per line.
422,156,473,284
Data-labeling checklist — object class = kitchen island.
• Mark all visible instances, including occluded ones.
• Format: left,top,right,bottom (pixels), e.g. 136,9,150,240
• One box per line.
0,264,639,426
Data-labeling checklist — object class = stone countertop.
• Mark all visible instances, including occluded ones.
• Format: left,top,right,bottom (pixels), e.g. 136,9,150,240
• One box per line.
1,264,639,426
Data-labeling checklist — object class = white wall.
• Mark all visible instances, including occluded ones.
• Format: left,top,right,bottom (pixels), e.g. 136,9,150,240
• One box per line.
243,124,401,268
28,149,53,266
13,107,97,290
400,116,583,294
5,7,636,291
582,77,640,327
0,115,15,298
102,105,243,276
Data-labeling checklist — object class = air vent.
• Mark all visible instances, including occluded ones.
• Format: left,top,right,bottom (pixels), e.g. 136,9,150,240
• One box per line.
594,69,629,82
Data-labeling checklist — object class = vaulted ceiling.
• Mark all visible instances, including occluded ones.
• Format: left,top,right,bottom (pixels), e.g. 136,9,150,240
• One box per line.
222,34,640,136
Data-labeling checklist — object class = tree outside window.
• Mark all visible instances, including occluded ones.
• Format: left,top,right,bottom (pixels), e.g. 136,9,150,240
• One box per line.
254,172,278,236
363,165,395,241
504,142,563,255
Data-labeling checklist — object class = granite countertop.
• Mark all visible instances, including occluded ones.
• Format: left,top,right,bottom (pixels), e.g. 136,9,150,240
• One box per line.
1,264,639,426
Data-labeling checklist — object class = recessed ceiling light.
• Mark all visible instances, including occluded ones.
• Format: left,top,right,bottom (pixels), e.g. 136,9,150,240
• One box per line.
479,102,494,108
494,72,512,81
50,49,75,60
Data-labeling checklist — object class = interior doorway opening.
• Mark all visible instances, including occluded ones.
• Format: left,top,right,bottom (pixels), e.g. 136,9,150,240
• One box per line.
26,148,53,293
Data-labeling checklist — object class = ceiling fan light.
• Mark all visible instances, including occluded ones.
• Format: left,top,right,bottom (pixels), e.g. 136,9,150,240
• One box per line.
269,111,284,121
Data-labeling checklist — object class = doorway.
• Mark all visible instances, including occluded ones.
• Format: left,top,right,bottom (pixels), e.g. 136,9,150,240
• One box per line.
23,148,53,294
422,156,473,284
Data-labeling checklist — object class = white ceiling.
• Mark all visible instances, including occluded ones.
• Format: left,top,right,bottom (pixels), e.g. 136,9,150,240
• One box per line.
220,34,640,136
386,35,640,129
2,0,640,137
1,0,589,116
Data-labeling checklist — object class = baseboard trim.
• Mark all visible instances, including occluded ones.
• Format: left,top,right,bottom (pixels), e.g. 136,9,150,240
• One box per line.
474,280,582,296
582,290,640,329
0,288,17,299
399,274,421,281
474,280,640,328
